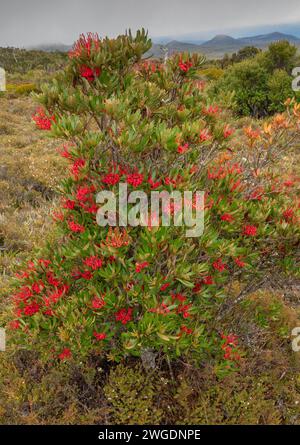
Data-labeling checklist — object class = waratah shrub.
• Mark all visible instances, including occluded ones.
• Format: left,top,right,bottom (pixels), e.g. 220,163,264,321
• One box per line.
6,30,300,375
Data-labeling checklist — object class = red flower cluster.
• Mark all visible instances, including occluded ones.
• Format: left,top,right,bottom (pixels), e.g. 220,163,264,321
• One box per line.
282,208,294,222
135,262,149,273
160,282,171,292
115,308,133,325
74,184,97,214
203,105,220,115
93,331,106,341
102,172,120,185
223,125,235,139
177,143,189,154
242,225,257,237
58,348,72,361
79,65,101,82
70,158,85,179
199,129,212,142
83,256,103,270
91,295,105,310
180,325,193,335
221,333,241,361
220,213,234,222
148,177,162,189
234,257,246,268
127,173,144,187
213,258,227,272
68,220,85,233
178,58,192,73
69,33,100,58
32,108,55,130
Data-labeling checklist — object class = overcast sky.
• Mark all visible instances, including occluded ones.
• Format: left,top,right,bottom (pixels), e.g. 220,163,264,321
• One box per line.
0,0,300,46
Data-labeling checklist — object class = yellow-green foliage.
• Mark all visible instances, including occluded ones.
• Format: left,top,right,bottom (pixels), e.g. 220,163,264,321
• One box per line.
5,83,38,96
14,83,38,95
104,364,162,424
199,67,224,80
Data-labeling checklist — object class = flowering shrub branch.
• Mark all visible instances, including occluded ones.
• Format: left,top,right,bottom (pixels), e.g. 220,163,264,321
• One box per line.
7,30,299,376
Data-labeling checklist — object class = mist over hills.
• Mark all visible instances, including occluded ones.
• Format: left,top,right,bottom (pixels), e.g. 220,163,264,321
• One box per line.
149,31,300,58
27,29,300,59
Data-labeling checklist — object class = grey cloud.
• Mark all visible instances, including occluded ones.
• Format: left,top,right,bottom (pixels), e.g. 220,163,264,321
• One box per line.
0,0,299,46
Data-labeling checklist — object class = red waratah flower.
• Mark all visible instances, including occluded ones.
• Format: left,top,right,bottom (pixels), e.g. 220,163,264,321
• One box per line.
32,108,55,130
220,213,234,222
69,32,100,58
46,271,60,286
13,286,32,303
243,225,257,237
91,295,105,309
76,186,91,202
178,59,192,73
177,143,189,154
115,308,133,325
23,302,40,316
223,125,234,138
199,129,212,142
230,179,242,193
70,158,85,178
127,173,144,187
44,285,69,306
148,177,162,189
221,333,238,347
172,293,186,303
283,180,294,188
135,262,149,273
39,259,51,268
177,303,192,319
193,282,202,293
83,256,103,270
213,259,227,272
15,270,30,280
282,208,294,221
68,220,85,233
57,145,72,158
53,211,64,222
31,282,44,294
80,271,93,280
9,320,20,330
58,348,72,361
149,303,170,316
180,325,193,335
93,331,106,341
203,105,220,115
79,65,101,82
63,199,76,210
160,282,171,292
221,333,241,361
44,308,54,316
102,172,120,186
234,257,246,268
164,176,177,187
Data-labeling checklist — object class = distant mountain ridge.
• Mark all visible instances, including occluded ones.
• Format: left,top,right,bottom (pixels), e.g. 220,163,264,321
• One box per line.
29,31,300,59
149,31,300,59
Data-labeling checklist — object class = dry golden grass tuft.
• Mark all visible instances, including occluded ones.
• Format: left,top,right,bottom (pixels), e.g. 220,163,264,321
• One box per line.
0,95,65,301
